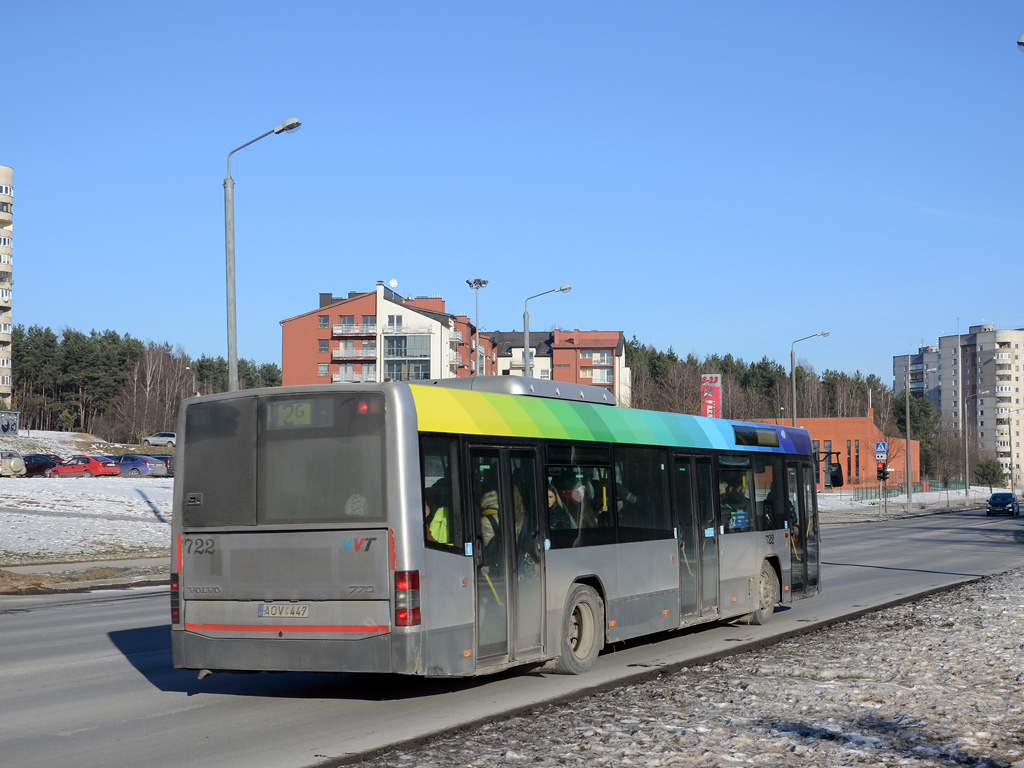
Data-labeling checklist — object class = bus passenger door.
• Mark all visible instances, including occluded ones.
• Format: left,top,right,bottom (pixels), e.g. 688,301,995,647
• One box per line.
695,457,719,617
468,446,545,666
786,462,821,596
800,464,821,594
674,454,718,620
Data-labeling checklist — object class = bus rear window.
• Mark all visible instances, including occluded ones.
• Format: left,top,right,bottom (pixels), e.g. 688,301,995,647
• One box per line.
182,393,385,527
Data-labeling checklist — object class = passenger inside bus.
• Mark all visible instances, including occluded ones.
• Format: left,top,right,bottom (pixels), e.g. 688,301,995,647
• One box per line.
479,488,502,573
424,482,452,545
547,483,575,529
720,481,751,532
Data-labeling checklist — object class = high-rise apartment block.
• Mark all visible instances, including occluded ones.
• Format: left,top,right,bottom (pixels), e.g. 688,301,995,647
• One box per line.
0,165,12,403
894,324,1024,480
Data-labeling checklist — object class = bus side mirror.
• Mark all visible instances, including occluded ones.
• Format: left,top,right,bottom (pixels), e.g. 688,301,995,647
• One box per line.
830,463,844,488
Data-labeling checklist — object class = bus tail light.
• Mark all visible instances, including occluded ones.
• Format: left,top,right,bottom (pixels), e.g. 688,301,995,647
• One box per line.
170,573,181,625
394,570,421,627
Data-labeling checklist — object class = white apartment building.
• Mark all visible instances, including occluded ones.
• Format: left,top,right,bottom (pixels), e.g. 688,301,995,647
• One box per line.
0,165,12,404
894,324,1024,482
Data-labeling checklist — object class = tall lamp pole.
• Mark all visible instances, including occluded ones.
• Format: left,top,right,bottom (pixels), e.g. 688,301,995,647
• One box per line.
466,278,488,375
224,117,301,391
523,285,571,378
903,356,936,510
964,389,989,500
790,330,829,427
185,366,199,398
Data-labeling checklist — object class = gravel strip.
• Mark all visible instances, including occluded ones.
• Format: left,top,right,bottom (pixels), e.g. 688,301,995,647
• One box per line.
361,568,1024,768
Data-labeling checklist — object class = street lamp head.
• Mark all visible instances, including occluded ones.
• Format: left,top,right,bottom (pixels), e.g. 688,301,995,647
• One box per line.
558,284,572,293
467,278,488,289
820,330,830,338
1018,33,1024,51
273,117,302,134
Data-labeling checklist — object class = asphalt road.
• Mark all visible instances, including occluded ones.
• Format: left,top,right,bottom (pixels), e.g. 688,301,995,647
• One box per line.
0,509,1020,768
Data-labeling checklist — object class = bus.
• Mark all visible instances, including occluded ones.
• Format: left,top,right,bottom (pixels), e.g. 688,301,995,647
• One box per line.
171,377,820,678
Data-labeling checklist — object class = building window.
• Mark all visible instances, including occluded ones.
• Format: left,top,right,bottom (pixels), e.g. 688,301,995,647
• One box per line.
338,315,354,327
317,363,329,377
363,315,376,329
318,339,329,353
318,315,329,328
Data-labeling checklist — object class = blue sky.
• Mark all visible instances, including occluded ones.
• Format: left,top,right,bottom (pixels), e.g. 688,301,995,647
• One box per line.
4,2,1023,385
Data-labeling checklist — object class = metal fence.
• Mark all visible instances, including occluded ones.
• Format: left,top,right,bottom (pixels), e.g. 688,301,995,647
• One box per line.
834,480,967,503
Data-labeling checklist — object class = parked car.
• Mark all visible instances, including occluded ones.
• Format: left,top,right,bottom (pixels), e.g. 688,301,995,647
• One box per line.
149,453,175,477
986,492,1020,516
0,450,26,477
142,432,176,448
47,455,121,478
22,453,63,477
107,453,168,477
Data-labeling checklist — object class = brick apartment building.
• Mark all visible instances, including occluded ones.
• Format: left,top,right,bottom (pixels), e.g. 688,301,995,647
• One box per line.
280,284,631,405
490,328,631,406
281,282,494,386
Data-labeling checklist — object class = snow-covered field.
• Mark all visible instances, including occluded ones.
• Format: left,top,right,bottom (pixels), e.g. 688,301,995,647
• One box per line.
0,431,172,563
0,430,1003,563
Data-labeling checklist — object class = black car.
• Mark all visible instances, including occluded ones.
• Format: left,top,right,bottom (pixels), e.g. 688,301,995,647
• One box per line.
986,492,1020,516
22,453,63,477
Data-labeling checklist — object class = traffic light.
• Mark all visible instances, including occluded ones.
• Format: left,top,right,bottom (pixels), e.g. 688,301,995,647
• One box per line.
877,461,886,481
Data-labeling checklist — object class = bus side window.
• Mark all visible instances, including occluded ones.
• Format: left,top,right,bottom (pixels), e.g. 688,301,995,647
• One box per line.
753,455,785,531
719,461,754,534
420,435,463,551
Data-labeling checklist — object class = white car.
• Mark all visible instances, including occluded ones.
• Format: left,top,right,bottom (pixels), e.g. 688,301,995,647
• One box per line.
142,432,176,448
0,450,26,477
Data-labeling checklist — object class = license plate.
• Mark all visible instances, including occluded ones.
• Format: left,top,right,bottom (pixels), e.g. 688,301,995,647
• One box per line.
258,603,310,619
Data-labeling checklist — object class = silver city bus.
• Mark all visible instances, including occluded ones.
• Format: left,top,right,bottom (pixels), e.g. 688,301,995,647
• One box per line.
171,377,820,677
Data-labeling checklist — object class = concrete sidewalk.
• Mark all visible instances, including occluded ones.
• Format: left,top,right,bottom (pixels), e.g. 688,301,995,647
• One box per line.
0,556,169,594
1,500,981,594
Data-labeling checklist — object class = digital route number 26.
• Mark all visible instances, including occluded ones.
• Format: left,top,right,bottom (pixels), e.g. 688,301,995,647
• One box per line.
276,402,312,428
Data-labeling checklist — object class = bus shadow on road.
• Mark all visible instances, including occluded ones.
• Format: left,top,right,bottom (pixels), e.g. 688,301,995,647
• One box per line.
108,624,533,700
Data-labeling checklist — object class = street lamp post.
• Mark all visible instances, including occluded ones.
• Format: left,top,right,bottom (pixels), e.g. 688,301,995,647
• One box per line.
523,285,571,378
790,330,830,427
224,117,301,391
185,366,198,398
903,356,937,510
964,389,989,500
466,279,488,375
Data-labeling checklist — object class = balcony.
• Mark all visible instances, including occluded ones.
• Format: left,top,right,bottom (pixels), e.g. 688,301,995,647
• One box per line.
333,324,376,337
332,372,377,383
381,323,432,335
333,348,377,360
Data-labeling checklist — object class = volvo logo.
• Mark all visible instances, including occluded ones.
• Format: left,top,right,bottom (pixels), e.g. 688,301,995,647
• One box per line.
188,586,222,594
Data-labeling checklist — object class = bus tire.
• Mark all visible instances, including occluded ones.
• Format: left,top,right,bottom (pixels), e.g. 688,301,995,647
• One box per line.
749,562,779,626
555,583,603,675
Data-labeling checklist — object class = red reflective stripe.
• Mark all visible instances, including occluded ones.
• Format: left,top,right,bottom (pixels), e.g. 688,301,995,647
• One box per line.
186,623,389,634
176,533,183,571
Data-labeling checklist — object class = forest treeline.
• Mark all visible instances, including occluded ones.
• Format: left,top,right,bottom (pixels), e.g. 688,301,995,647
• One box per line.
625,337,1004,485
626,336,894,422
1,327,1003,484
5,324,281,443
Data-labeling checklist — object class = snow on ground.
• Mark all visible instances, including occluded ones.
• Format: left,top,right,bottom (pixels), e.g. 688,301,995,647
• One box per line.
0,430,1006,563
0,431,172,563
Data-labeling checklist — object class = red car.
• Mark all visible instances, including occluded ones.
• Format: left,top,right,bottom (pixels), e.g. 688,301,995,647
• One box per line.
47,455,122,478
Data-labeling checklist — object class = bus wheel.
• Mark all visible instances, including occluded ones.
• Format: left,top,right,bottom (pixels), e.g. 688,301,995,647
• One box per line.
555,584,603,674
749,562,779,626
